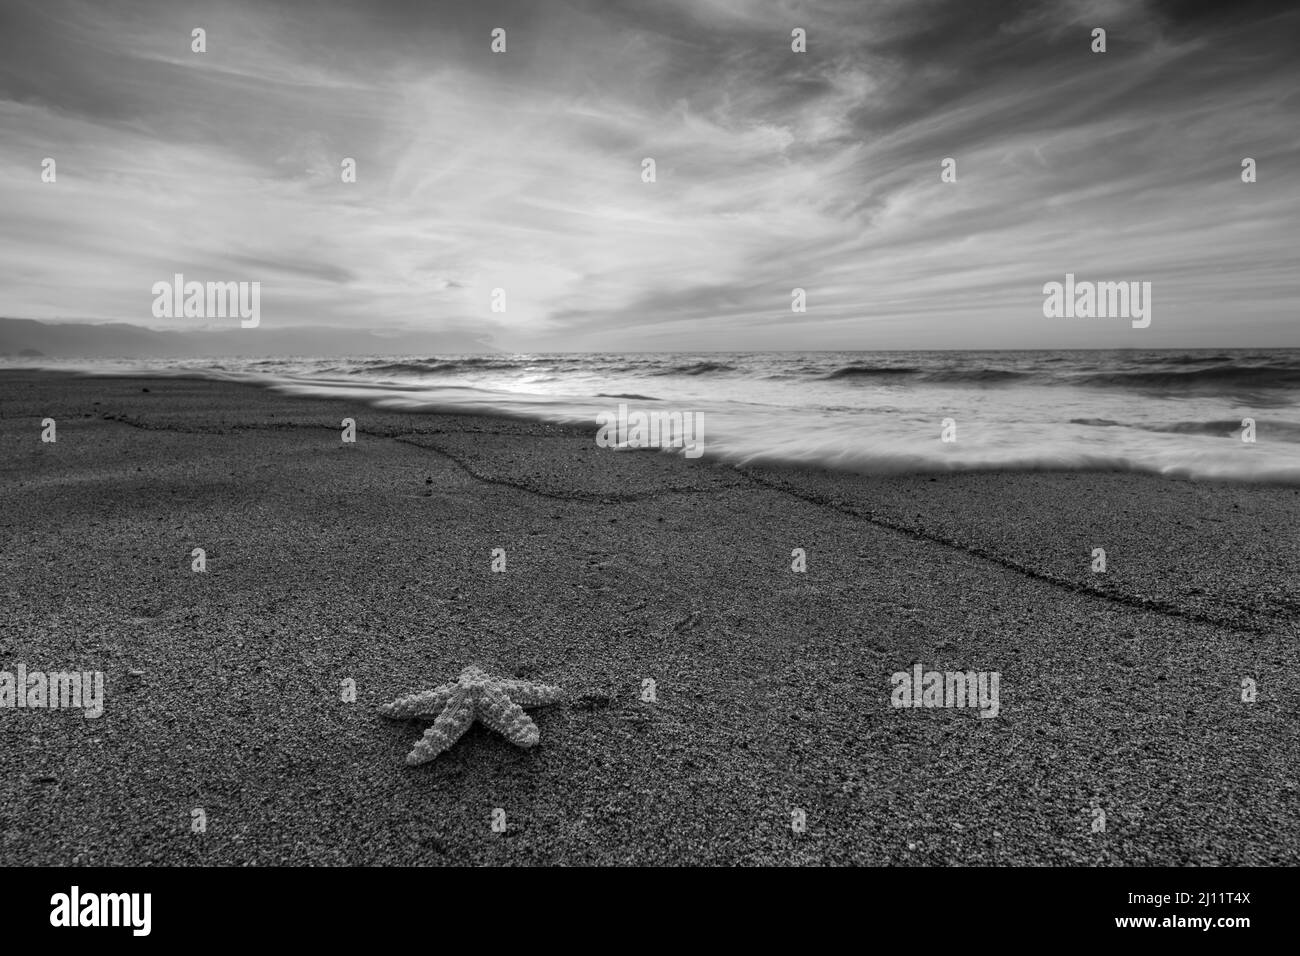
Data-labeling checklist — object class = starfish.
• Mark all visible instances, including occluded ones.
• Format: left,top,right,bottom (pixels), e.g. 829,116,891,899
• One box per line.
379,665,563,765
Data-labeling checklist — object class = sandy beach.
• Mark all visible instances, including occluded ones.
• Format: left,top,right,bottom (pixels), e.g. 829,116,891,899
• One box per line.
1,369,1296,865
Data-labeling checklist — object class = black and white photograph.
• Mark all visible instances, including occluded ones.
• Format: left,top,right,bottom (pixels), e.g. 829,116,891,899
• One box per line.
0,0,1295,932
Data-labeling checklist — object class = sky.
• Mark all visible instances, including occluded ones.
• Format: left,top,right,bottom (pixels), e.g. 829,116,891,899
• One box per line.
0,0,1297,351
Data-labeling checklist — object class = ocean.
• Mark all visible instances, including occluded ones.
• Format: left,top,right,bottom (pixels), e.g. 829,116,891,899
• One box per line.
26,349,1300,484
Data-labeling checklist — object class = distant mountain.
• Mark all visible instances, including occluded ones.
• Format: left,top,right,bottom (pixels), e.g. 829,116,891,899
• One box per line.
0,318,497,359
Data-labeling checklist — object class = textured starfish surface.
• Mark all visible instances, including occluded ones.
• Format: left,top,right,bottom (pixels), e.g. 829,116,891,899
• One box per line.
379,665,563,765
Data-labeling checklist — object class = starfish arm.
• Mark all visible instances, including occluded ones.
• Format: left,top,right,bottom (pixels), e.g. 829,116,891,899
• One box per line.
479,685,541,748
406,692,475,765
498,680,563,707
378,682,456,720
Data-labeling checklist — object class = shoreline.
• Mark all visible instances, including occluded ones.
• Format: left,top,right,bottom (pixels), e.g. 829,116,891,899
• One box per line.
1,369,1296,865
10,359,1300,487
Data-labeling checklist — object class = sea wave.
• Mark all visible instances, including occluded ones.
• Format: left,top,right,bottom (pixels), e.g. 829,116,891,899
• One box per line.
823,365,923,379
352,357,524,376
819,359,1300,395
649,361,737,376
1074,363,1300,391
824,364,1030,384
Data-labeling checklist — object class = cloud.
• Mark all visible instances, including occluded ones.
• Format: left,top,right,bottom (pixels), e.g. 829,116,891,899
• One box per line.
0,0,1296,348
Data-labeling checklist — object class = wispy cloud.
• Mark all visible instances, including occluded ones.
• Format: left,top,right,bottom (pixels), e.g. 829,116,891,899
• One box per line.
0,0,1296,348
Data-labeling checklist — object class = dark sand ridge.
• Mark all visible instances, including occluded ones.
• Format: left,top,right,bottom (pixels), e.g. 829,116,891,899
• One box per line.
0,370,1296,865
